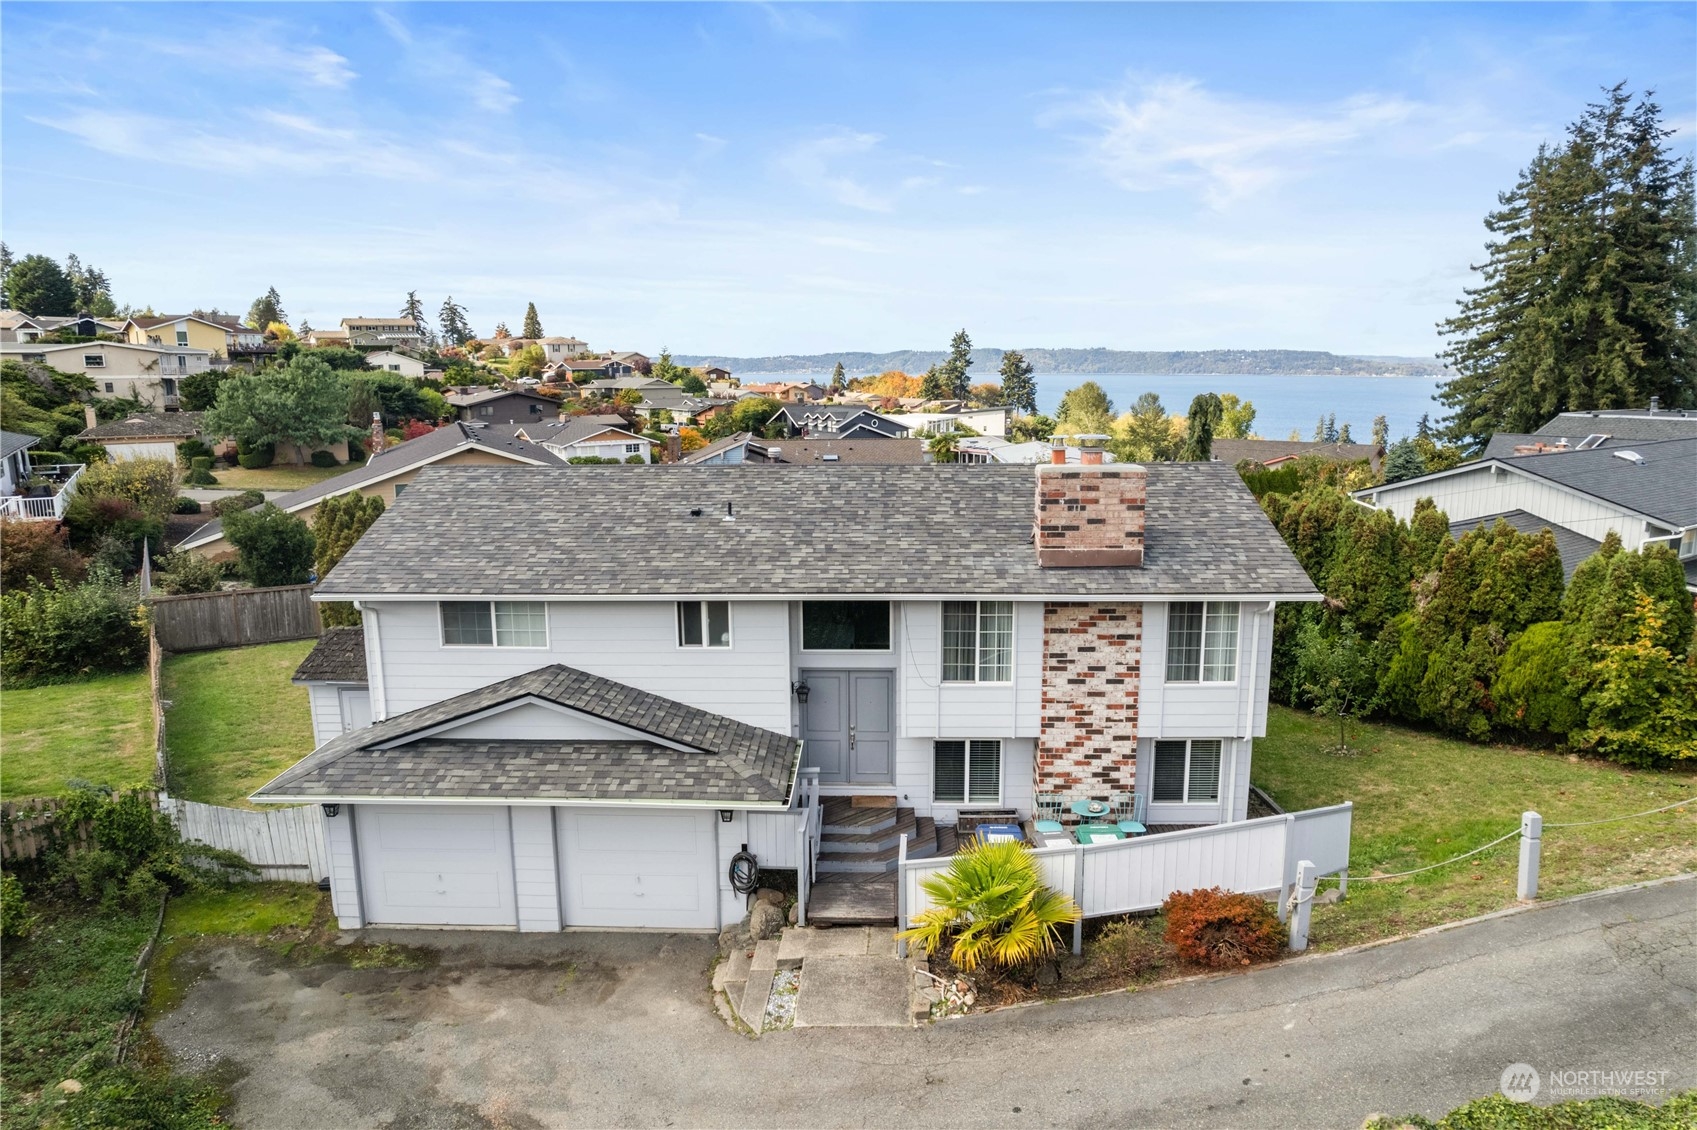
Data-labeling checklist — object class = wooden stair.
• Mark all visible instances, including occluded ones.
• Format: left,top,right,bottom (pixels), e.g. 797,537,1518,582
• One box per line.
805,800,961,926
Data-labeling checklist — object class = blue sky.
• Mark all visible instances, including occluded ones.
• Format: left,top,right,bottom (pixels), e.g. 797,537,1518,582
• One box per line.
3,2,1692,358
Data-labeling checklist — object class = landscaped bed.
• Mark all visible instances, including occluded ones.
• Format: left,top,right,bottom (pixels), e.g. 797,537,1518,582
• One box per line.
1254,705,1697,950
162,639,316,808
0,669,155,799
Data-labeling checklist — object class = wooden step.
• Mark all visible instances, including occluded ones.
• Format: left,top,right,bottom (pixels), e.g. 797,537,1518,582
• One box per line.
806,877,897,926
821,801,900,836
817,810,917,852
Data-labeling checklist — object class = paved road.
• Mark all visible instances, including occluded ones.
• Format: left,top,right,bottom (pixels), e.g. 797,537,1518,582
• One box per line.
156,878,1694,1129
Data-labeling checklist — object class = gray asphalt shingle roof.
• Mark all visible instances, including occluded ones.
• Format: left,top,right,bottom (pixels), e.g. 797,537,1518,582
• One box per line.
1533,411,1697,443
317,462,1319,598
1507,438,1696,527
1448,511,1602,581
77,412,203,441
253,664,800,804
292,627,368,683
1,430,38,460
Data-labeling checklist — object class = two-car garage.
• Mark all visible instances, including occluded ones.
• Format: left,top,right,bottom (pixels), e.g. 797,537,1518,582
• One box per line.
354,804,720,931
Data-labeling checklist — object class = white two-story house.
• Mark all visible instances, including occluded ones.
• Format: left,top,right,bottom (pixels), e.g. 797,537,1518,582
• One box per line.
259,454,1317,933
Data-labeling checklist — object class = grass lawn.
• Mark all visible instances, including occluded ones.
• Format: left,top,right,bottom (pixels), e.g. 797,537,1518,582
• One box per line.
1254,706,1697,950
205,456,366,493
162,640,316,808
0,670,155,799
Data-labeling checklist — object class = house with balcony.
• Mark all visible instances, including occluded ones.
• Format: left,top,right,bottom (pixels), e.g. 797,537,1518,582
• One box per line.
0,429,84,521
0,312,124,342
123,314,258,360
0,341,211,409
253,457,1316,932
775,403,910,439
341,318,426,349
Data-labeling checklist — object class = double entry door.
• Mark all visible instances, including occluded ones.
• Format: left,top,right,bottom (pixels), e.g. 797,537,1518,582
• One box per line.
799,669,895,785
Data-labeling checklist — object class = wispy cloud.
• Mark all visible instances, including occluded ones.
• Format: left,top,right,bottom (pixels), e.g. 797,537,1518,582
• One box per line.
758,3,844,42
373,8,517,113
149,37,356,89
777,130,893,211
1049,76,1419,206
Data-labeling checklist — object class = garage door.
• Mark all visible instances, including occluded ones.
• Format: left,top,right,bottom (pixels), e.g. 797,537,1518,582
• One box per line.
358,805,516,927
558,809,717,930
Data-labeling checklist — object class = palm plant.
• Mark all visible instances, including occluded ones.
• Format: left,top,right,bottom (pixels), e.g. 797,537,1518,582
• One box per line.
897,841,1081,972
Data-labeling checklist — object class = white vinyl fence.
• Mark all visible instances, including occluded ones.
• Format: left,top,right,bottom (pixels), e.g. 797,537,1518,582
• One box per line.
898,803,1352,952
162,795,330,882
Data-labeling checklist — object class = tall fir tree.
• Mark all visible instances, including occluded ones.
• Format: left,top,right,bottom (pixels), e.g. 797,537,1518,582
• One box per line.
1180,392,1223,461
918,364,950,402
1438,85,1696,448
2,254,75,315
438,297,473,346
1338,422,1354,444
938,328,973,400
999,349,1037,415
247,286,284,330
400,291,426,332
522,302,543,339
1371,415,1389,448
830,361,846,391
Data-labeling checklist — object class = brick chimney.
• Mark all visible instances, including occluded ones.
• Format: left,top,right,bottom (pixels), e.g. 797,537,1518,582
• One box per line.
1050,440,1067,465
84,404,98,430
369,411,385,456
1034,464,1146,568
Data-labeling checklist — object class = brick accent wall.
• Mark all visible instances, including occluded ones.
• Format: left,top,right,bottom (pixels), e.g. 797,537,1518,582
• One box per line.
1037,602,1142,803
1034,466,1146,568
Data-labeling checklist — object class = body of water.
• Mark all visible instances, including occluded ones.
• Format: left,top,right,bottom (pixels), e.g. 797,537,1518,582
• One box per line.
764,371,1447,443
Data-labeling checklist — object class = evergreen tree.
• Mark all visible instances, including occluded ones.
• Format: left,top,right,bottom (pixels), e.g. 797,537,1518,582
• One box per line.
400,291,426,333
1371,415,1389,448
63,254,116,316
0,242,13,305
493,322,511,339
246,286,285,330
522,302,543,339
202,354,360,458
830,361,846,392
313,493,386,627
998,349,1037,415
1338,422,1354,444
1116,391,1173,461
1313,416,1326,443
3,254,75,315
1180,392,1223,461
1324,414,1339,444
1416,412,1433,440
438,297,473,346
918,364,951,402
938,329,973,400
1382,438,1428,483
1438,85,1696,448
1055,381,1116,437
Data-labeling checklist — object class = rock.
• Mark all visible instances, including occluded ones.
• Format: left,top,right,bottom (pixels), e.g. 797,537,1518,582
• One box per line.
1315,888,1343,906
754,888,785,906
787,904,799,925
56,1080,82,1094
1036,961,1060,987
718,925,747,956
748,901,785,940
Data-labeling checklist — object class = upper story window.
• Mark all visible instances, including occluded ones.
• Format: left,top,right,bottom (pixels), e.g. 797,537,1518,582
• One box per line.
1150,739,1222,804
677,601,730,647
83,354,105,368
439,601,548,647
942,601,1012,682
802,601,890,650
1165,601,1239,683
175,330,189,346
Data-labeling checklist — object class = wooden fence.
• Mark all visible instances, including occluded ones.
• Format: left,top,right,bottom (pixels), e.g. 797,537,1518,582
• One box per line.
160,796,329,882
150,584,321,652
0,791,161,865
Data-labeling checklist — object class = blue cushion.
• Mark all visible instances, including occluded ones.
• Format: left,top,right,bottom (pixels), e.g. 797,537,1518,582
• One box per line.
1117,820,1147,836
1034,819,1063,833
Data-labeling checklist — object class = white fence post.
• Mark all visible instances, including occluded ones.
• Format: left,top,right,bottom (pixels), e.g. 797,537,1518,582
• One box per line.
1277,814,1296,923
896,832,909,959
1072,844,1085,956
1517,811,1542,901
1289,860,1316,952
796,818,809,927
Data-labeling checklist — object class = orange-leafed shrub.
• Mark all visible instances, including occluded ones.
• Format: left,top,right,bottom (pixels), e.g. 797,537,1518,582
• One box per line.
1160,887,1286,968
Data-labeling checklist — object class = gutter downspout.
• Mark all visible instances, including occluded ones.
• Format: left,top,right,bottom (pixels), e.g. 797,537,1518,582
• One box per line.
360,601,387,722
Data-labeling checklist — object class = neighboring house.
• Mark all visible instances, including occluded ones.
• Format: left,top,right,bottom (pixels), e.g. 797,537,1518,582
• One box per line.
75,412,202,462
363,350,427,378
176,421,564,558
701,365,731,382
612,352,652,372
742,381,825,404
341,318,425,349
124,314,241,359
1354,436,1697,592
444,388,562,424
495,417,653,463
1210,439,1384,474
775,403,910,439
252,460,1317,932
0,312,124,342
958,437,1122,465
1529,404,1697,446
680,433,928,465
1,430,36,497
888,405,1014,438
578,375,671,397
304,326,351,347
537,336,590,360
632,386,733,424
0,341,211,409
0,429,83,521
558,358,636,379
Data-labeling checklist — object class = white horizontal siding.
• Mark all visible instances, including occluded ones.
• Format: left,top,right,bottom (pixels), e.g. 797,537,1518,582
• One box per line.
894,601,1040,740
1137,736,1251,825
306,684,346,748
327,807,364,929
512,806,561,932
1140,602,1270,740
1365,465,1663,547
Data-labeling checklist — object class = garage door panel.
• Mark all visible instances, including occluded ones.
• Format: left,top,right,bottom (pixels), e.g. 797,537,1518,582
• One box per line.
559,809,716,929
358,805,516,927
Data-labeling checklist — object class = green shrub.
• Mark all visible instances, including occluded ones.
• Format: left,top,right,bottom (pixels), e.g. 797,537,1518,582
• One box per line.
176,438,212,463
309,449,339,468
75,457,178,517
171,495,203,514
0,570,147,685
0,872,34,940
154,550,223,595
234,441,274,469
182,455,216,486
0,517,87,591
624,453,646,464
567,455,620,465
1161,887,1286,968
1494,622,1583,740
222,503,315,587
28,449,69,465
896,841,1081,972
61,494,164,564
1366,1088,1697,1129
1087,916,1173,982
208,489,264,517
48,787,257,909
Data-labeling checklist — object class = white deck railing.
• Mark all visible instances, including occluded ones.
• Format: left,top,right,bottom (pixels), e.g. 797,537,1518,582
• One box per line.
0,463,84,521
897,802,1352,952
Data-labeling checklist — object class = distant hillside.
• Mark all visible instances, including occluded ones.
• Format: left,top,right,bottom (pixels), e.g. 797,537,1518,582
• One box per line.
672,348,1444,377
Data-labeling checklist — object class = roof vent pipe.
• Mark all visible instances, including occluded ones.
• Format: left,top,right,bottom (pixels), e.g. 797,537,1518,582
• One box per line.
1649,396,1660,414
723,501,735,522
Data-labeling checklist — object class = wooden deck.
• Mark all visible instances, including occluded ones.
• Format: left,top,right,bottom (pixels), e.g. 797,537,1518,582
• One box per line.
806,875,896,926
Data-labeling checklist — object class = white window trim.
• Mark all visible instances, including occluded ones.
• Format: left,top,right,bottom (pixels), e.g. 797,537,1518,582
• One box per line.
799,601,894,653
676,600,732,649
1150,739,1223,805
1164,601,1241,685
932,738,1003,806
940,600,1014,684
83,354,106,368
438,600,551,649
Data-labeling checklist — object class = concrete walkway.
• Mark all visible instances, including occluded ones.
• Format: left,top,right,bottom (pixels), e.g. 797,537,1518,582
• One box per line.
156,877,1696,1128
779,927,912,1028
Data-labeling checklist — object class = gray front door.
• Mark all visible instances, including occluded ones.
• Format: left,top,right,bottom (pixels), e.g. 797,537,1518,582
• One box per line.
800,669,895,785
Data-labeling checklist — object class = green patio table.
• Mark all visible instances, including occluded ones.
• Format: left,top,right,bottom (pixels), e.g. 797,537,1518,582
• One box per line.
1074,824,1125,844
1069,798,1114,820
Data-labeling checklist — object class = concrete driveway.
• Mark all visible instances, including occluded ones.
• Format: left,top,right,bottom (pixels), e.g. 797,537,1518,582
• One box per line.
155,878,1695,1129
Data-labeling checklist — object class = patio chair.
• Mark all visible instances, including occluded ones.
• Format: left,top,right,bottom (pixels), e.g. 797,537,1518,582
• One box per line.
1034,794,1066,834
1111,792,1147,837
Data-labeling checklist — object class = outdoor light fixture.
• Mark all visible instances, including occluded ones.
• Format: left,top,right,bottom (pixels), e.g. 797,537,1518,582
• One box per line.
791,680,810,704
321,803,340,817
719,810,733,823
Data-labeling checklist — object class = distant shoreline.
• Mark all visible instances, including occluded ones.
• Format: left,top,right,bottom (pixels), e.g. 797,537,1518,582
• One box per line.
672,347,1445,378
